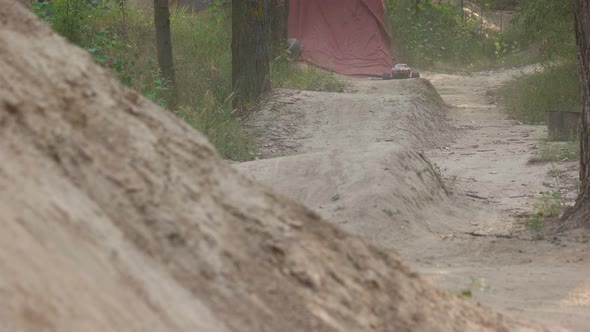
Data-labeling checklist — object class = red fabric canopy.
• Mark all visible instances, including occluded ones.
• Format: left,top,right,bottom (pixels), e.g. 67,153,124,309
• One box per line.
288,0,393,76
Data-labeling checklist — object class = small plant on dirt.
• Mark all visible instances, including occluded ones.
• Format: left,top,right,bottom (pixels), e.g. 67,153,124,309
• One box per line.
547,167,566,178
470,276,491,292
382,208,397,217
523,213,544,231
535,191,564,217
523,190,564,230
458,276,491,299
458,289,473,298
538,140,579,162
143,69,169,107
529,139,580,164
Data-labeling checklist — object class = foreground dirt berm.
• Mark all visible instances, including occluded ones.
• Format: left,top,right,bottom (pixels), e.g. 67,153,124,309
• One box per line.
0,2,560,331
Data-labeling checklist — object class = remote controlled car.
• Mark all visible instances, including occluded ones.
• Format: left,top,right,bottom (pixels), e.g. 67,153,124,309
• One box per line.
383,63,420,80
392,63,412,78
391,63,420,78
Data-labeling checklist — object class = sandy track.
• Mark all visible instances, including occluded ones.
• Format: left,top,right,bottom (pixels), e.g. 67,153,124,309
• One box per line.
237,68,590,331
236,79,465,251
421,69,590,331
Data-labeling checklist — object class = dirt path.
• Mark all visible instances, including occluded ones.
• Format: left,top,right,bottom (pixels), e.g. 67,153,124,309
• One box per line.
236,68,590,331
425,68,579,225
419,69,590,331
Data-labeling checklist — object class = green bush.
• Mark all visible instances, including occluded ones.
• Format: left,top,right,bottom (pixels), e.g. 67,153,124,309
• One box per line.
498,62,579,123
32,0,349,160
384,0,502,67
32,1,252,160
493,0,578,125
512,0,574,62
523,191,564,231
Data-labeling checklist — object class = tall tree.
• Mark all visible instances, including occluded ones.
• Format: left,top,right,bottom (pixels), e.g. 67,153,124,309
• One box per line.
565,0,590,227
154,0,176,105
232,0,271,110
270,0,289,57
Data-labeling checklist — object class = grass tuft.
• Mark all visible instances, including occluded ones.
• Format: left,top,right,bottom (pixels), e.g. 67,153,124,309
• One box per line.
497,62,579,123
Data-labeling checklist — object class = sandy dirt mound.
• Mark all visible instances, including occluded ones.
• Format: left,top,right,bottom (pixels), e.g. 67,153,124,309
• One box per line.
0,2,558,331
236,65,588,330
237,77,465,253
237,144,456,250
245,79,451,160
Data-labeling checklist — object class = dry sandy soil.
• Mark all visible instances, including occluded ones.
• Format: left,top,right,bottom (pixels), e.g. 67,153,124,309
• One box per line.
0,1,562,332
236,69,590,331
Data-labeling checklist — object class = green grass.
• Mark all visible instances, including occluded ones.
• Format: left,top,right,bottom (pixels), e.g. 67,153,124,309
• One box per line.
497,61,579,123
430,48,542,73
537,140,579,162
522,191,564,231
32,1,344,161
271,57,347,92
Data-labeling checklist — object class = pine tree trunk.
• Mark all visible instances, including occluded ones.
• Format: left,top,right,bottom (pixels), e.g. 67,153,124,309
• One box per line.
271,0,289,57
153,0,176,94
232,0,271,111
564,0,590,227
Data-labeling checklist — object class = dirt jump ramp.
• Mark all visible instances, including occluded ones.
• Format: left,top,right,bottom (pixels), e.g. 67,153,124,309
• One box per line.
0,2,561,331
236,143,457,250
236,79,461,251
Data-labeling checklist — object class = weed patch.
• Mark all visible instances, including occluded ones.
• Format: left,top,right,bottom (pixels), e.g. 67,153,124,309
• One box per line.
31,1,347,161
521,191,564,231
271,56,347,92
497,62,579,123
529,140,579,163
458,277,491,299
31,1,252,160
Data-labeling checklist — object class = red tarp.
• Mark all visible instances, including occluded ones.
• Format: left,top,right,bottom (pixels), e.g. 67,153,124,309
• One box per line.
288,0,393,76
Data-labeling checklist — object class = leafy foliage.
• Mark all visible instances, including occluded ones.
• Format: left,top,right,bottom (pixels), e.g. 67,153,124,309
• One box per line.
513,0,574,61
498,63,579,123
523,191,564,231
384,0,509,67
32,1,252,160
271,53,346,92
31,1,344,160
496,0,578,125
33,0,140,88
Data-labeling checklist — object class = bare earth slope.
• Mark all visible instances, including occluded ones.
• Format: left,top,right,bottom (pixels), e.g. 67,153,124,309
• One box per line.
422,70,590,331
0,2,553,332
237,80,464,251
237,66,590,331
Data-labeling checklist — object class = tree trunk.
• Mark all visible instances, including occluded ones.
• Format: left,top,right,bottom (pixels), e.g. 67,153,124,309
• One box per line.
232,0,271,111
564,0,590,227
153,0,176,107
271,0,289,57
